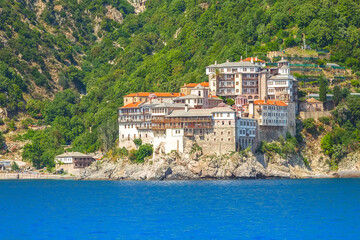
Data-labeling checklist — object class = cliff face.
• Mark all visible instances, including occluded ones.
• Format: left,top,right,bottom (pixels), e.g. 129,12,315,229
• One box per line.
81,148,309,180
81,139,360,180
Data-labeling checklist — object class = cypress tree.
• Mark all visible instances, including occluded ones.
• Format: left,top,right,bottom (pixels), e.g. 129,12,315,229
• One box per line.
319,75,327,102
333,85,342,106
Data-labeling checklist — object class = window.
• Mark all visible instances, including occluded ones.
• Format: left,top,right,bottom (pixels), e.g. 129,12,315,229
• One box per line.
228,131,231,135
222,121,224,125
229,121,231,125
243,68,247,72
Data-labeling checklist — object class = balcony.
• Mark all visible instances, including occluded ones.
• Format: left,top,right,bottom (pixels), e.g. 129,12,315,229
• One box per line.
136,125,152,130
119,118,150,123
242,85,258,88
217,92,236,96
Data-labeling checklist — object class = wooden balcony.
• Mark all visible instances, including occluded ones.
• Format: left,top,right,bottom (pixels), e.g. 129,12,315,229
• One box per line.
136,125,152,130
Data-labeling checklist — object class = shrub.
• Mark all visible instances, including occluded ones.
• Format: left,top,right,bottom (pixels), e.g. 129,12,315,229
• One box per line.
190,143,202,154
318,116,330,125
226,98,235,106
11,161,20,171
133,138,142,147
321,133,333,156
8,120,16,131
303,157,310,168
303,118,317,135
134,144,153,163
129,149,136,161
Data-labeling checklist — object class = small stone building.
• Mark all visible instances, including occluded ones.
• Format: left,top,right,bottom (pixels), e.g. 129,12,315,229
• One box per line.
299,98,324,112
55,152,95,174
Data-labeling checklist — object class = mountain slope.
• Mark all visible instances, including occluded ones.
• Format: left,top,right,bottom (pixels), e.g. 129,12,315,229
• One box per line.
0,0,360,169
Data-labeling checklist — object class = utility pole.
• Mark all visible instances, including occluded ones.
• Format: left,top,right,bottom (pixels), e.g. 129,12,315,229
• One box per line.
302,33,306,49
246,44,248,58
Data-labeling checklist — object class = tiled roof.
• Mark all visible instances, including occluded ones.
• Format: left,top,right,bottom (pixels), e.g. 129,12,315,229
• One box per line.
209,95,222,100
120,101,143,108
56,152,92,158
168,106,235,117
306,98,322,103
254,100,288,107
243,57,265,63
182,82,209,88
207,61,257,68
124,92,183,97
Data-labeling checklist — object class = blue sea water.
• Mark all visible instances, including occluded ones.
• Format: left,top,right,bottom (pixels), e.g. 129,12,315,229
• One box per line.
0,179,359,240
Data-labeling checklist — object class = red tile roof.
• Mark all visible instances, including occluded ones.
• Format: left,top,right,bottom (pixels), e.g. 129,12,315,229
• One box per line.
243,57,265,63
124,92,183,97
254,100,288,107
120,101,143,109
182,82,209,88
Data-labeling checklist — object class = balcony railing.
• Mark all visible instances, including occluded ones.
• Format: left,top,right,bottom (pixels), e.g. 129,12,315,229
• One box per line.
136,125,152,130
242,85,258,88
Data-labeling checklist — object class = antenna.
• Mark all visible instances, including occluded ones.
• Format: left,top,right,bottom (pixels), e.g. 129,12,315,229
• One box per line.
302,33,306,49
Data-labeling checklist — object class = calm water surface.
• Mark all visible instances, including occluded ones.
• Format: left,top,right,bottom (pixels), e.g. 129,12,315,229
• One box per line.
0,179,359,239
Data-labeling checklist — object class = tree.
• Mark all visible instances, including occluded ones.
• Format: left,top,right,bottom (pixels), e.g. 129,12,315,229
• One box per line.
98,118,118,152
319,75,327,102
11,161,20,171
226,98,235,106
321,133,333,156
0,131,5,150
303,118,317,135
133,138,142,148
333,85,342,106
135,144,153,163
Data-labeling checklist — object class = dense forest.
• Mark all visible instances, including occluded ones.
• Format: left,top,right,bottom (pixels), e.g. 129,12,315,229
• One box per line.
0,0,360,169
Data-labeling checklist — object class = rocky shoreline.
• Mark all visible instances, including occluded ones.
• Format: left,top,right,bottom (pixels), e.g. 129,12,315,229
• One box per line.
80,145,360,181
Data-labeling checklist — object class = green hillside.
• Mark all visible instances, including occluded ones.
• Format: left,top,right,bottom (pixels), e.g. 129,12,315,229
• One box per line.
1,0,360,169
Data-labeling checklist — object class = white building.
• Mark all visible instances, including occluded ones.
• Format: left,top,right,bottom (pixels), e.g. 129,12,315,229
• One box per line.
205,58,269,100
267,64,297,102
249,100,288,127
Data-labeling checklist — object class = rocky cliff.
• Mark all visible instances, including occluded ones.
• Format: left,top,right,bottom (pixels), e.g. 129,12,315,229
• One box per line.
80,143,360,180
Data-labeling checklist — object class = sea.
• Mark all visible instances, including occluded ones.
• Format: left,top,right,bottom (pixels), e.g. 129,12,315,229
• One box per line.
0,179,359,239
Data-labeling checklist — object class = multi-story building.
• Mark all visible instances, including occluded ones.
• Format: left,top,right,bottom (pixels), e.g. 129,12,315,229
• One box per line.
174,83,222,108
118,96,186,149
267,59,298,102
123,92,184,106
249,100,288,127
206,57,298,103
206,58,269,100
180,82,209,95
118,93,257,154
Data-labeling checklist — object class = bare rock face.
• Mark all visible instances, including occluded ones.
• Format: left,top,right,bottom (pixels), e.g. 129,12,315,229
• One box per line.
81,148,325,180
105,5,123,24
126,0,147,14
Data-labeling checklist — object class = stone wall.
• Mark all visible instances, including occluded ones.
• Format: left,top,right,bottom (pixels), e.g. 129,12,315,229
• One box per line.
299,111,331,120
257,125,288,142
